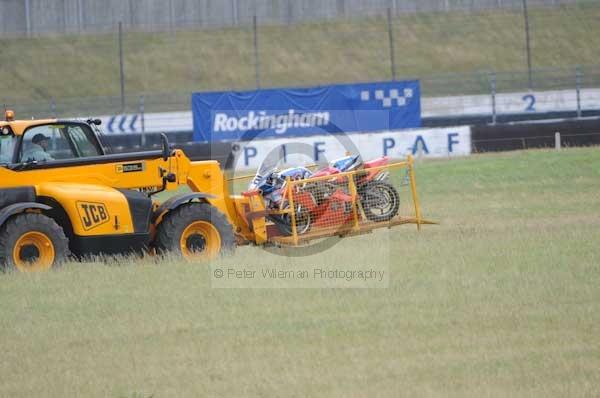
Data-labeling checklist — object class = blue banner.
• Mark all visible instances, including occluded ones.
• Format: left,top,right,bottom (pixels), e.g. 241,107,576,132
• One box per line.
192,80,421,142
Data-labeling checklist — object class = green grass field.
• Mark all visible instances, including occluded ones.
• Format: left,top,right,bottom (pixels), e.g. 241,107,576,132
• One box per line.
1,147,599,397
2,4,600,115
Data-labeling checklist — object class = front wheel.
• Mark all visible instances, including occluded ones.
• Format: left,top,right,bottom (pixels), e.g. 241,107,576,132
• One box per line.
271,203,312,236
0,213,70,272
360,181,400,222
155,203,236,260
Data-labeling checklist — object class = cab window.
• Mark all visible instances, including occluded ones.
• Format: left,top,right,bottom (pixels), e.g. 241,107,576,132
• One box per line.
0,133,17,165
69,125,101,157
20,125,68,162
19,124,101,163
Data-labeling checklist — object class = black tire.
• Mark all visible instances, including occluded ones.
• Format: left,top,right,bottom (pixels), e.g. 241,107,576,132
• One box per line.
0,213,69,272
154,203,235,259
271,190,316,236
271,204,312,236
360,181,400,222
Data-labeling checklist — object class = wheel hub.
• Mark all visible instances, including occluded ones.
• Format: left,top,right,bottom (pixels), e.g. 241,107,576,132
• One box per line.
19,244,41,263
179,221,221,260
186,233,207,253
12,231,56,271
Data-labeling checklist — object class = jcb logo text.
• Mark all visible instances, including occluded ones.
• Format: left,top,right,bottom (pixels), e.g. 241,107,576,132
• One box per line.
77,202,110,230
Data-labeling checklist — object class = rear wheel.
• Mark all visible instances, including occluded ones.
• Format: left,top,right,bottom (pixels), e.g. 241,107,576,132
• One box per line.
155,203,235,260
360,181,400,222
0,213,69,272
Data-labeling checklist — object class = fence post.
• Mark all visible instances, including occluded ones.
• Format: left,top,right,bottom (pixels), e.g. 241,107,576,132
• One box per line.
576,65,582,118
62,0,69,33
555,132,561,150
77,0,84,33
490,72,497,125
386,8,396,81
128,0,134,26
522,0,533,90
139,95,146,147
118,22,126,113
286,0,293,24
253,15,261,88
231,0,238,25
168,0,175,32
25,0,32,37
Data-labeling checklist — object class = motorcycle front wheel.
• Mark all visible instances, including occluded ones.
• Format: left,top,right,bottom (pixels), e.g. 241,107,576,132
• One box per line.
271,203,312,236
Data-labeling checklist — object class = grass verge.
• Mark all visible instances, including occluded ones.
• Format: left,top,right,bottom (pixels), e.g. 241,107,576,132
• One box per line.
0,147,599,397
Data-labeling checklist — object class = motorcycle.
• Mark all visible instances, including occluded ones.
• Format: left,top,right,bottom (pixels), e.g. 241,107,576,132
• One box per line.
306,155,400,223
248,154,400,236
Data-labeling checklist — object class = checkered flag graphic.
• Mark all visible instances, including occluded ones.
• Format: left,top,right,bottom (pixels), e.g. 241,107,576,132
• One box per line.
360,88,414,108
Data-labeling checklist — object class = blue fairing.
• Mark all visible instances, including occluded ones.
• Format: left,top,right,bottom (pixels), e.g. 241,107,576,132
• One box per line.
259,183,276,195
332,155,360,171
279,167,312,180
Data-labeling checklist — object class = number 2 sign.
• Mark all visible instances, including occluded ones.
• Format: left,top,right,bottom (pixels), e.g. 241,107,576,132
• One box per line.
522,94,536,112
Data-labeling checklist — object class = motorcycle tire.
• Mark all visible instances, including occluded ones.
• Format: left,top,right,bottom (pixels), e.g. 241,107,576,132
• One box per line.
271,202,313,236
360,181,400,222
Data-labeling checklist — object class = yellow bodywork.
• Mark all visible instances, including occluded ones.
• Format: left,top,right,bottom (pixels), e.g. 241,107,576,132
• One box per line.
0,119,58,135
0,150,246,237
36,183,135,235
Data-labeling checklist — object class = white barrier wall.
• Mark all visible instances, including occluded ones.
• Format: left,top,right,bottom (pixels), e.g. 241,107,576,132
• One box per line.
95,88,600,135
230,126,471,171
422,88,600,117
98,111,192,134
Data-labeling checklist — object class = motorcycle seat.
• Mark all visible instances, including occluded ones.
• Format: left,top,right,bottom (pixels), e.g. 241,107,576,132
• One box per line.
363,156,388,169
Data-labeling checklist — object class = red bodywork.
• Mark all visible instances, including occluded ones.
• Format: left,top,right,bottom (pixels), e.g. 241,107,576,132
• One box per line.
311,156,389,184
283,156,390,230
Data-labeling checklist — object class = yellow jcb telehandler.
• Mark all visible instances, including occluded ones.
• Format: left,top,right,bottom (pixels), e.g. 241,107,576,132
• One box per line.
0,110,432,271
